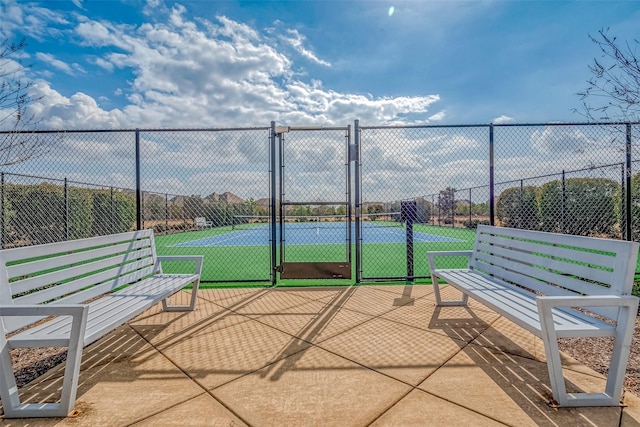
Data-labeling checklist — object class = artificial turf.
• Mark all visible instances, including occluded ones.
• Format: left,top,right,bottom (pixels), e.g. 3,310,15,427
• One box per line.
153,223,477,287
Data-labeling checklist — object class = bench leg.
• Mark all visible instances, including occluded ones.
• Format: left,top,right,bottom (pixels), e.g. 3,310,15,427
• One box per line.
0,307,88,418
432,274,469,307
537,299,638,407
162,279,200,312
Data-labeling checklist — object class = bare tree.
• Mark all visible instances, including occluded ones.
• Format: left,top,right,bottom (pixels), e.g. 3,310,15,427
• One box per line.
0,37,49,165
578,28,640,122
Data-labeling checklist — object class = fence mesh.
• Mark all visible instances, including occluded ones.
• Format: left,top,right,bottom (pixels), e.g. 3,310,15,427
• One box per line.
358,125,489,280
278,128,350,265
0,122,638,284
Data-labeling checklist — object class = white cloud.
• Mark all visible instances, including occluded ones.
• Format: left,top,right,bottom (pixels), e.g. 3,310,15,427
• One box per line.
0,1,68,41
428,111,446,121
2,1,450,199
492,115,513,124
530,126,591,155
35,52,84,75
27,80,124,129
19,8,441,130
281,29,331,67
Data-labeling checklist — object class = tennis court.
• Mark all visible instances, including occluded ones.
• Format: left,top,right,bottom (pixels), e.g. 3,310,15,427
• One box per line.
173,221,463,247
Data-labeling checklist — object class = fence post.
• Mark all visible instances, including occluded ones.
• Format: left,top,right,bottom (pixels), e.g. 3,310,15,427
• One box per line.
401,201,416,280
519,179,524,229
621,164,626,240
64,178,69,241
135,129,142,231
0,173,4,249
110,187,114,235
561,170,565,233
468,188,472,228
354,120,362,284
489,124,495,226
165,193,169,234
626,123,632,241
270,121,277,286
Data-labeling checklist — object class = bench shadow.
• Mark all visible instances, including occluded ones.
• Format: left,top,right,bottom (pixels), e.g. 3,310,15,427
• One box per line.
428,304,634,424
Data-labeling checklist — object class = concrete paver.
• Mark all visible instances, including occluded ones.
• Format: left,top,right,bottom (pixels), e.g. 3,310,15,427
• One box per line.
211,346,411,427
417,344,622,426
370,389,505,427
2,284,639,426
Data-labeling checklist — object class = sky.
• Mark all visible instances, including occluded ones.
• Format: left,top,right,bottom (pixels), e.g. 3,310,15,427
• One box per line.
1,0,639,130
0,0,638,201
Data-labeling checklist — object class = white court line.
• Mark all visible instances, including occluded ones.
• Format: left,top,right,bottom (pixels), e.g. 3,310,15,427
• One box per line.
171,227,266,247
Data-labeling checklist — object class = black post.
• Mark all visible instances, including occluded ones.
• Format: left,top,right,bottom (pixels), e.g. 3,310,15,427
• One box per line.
402,200,417,280
626,123,632,241
489,124,495,226
561,170,565,233
1,173,4,249
468,188,472,229
110,187,114,234
165,193,169,234
135,129,142,231
354,120,362,283
270,121,277,286
519,179,524,229
64,178,69,240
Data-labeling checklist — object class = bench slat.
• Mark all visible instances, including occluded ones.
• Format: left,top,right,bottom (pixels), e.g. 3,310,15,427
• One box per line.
475,240,617,289
471,258,621,320
13,256,155,303
6,264,157,333
478,226,633,254
11,247,154,296
6,239,151,279
0,230,202,418
430,225,639,407
13,274,198,346
477,232,619,269
0,230,154,263
435,269,616,336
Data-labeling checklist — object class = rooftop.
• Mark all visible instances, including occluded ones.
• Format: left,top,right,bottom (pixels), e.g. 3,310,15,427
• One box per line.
4,285,640,426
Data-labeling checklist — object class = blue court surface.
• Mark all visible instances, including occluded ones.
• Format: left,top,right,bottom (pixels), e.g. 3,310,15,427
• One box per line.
173,222,463,247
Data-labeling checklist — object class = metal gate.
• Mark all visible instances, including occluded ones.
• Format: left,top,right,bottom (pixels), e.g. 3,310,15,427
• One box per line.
271,125,352,281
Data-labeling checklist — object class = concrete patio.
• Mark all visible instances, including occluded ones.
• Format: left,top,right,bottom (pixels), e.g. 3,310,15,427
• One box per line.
2,284,640,426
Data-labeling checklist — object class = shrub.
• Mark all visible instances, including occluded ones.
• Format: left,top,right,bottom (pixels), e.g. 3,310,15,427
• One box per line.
539,178,619,237
496,185,539,230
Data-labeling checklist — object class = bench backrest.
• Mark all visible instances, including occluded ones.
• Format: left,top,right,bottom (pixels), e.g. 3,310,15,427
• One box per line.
470,225,639,320
0,230,158,334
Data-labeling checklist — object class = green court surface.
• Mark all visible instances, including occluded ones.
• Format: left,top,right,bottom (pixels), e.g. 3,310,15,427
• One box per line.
153,224,479,287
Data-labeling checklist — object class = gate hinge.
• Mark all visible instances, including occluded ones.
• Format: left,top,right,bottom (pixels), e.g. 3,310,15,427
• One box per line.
348,144,358,162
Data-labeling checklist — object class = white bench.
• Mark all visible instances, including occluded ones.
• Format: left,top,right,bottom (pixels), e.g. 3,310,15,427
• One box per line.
195,217,213,229
0,230,203,418
428,225,639,407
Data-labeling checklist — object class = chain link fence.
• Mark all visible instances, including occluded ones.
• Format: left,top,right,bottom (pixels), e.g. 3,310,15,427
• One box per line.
276,128,351,274
1,121,638,284
357,122,638,281
357,124,490,281
0,128,271,283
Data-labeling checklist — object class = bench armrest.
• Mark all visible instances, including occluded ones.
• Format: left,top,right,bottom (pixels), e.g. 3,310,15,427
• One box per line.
428,250,473,271
536,294,639,309
157,255,204,276
0,304,88,317
1,304,89,347
536,295,639,337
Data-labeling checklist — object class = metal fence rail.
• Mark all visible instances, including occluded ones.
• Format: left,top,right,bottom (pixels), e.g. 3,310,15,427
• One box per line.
1,121,638,284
